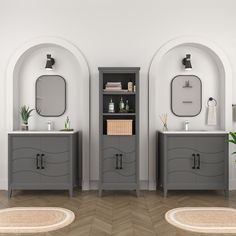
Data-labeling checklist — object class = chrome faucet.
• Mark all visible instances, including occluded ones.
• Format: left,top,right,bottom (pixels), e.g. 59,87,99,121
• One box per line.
184,120,189,131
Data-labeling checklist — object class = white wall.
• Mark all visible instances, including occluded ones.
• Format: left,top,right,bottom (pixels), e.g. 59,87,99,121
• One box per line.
0,0,236,189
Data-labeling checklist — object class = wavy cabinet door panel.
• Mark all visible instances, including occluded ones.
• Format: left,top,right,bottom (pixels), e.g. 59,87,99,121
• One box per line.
196,153,225,185
103,136,136,183
40,137,69,183
40,152,69,183
11,137,41,184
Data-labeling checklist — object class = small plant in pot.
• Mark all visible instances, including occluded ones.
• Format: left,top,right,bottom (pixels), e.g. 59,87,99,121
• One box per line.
20,106,34,131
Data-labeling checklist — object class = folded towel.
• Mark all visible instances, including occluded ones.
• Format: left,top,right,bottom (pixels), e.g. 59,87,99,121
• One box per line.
207,105,217,125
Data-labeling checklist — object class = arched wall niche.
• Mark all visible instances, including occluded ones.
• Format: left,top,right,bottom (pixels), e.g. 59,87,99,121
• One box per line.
6,37,90,190
148,36,233,190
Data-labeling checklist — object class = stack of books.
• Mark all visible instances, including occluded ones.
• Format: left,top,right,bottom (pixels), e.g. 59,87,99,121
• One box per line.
104,82,122,91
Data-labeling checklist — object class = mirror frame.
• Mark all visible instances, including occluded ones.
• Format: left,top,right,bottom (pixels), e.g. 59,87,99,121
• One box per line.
35,75,67,117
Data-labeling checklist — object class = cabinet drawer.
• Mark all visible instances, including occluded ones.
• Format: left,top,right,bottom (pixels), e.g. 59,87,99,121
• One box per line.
167,136,225,153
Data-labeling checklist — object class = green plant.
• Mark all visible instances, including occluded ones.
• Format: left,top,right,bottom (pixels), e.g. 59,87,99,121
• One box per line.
20,106,34,125
228,132,236,155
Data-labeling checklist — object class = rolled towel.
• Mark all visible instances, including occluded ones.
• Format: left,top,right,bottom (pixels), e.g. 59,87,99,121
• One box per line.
207,105,217,125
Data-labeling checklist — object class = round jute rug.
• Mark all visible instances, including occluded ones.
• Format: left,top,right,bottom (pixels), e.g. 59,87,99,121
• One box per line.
0,207,75,233
165,207,236,234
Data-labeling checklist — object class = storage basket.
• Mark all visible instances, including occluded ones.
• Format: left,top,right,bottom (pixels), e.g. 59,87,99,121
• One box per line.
107,119,133,135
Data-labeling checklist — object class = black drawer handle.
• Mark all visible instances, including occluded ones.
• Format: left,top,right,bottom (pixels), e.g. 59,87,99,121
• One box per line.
36,154,40,169
192,154,196,169
196,154,200,169
41,154,45,169
119,154,123,169
115,154,119,169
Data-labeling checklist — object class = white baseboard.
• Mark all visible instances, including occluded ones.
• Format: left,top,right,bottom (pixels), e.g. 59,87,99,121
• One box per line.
0,180,7,190
89,180,152,190
229,179,236,190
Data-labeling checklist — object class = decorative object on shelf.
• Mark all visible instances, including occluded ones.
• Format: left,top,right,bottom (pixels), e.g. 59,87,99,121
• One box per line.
171,75,202,117
47,121,53,131
108,98,115,113
45,54,55,70
107,119,133,135
159,113,168,131
119,97,125,112
134,84,136,92
207,97,217,125
128,80,133,92
104,82,122,91
125,100,129,112
182,54,192,70
64,116,70,130
20,105,34,131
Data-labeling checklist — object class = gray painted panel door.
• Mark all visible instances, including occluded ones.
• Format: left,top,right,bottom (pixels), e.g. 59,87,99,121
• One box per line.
103,136,136,183
11,137,41,184
41,137,69,183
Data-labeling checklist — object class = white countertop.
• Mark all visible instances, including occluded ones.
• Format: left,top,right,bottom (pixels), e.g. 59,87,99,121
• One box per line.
160,130,228,134
8,130,78,134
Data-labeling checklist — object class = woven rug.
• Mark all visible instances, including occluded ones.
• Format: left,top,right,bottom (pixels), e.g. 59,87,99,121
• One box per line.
0,207,75,233
165,207,236,234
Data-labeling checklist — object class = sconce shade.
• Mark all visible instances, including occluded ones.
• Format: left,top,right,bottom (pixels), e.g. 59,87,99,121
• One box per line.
45,54,55,70
182,54,192,71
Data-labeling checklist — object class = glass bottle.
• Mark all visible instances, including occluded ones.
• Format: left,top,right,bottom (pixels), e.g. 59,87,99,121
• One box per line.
119,97,125,112
108,99,115,113
125,100,129,112
128,80,133,92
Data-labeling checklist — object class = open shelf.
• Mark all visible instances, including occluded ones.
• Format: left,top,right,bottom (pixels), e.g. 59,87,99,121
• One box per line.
103,113,136,116
103,91,136,95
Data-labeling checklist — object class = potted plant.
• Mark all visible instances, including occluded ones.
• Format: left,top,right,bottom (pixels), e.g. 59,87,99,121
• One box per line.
20,106,34,131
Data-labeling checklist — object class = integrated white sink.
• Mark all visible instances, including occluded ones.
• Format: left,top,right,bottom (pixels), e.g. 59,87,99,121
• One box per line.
161,130,228,134
8,130,77,134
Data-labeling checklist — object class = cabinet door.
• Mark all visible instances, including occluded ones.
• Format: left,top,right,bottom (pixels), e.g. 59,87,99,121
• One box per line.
11,137,41,184
40,136,69,184
103,136,136,183
195,152,225,187
167,148,196,186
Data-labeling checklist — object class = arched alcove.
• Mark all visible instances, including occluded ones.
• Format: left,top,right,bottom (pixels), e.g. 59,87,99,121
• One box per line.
148,36,232,190
6,37,90,190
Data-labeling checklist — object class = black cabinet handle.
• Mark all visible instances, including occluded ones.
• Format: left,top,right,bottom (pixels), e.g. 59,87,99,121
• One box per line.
40,154,45,169
192,154,196,169
119,154,123,169
196,154,200,169
36,154,40,169
115,154,119,169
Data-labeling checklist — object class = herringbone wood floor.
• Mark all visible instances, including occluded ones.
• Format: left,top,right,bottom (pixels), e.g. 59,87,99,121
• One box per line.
0,190,235,236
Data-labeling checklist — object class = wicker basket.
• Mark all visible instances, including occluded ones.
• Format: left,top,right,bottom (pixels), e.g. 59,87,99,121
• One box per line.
107,119,133,135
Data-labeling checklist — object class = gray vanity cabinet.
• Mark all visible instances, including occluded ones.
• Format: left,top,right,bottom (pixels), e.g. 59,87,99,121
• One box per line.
157,132,228,197
8,132,78,198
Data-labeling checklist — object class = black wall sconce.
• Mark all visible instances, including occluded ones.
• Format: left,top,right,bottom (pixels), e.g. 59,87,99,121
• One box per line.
45,54,55,70
182,54,192,71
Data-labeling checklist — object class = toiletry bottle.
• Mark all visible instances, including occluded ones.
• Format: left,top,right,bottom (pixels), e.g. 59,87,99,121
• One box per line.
47,121,53,131
125,100,129,112
133,84,136,92
119,97,125,112
108,99,115,113
65,116,70,130
128,80,133,92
